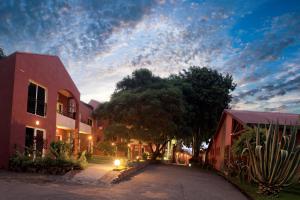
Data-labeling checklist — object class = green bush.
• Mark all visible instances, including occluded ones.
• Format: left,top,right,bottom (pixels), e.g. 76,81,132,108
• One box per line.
232,126,266,157
96,141,115,156
9,144,87,175
50,141,71,159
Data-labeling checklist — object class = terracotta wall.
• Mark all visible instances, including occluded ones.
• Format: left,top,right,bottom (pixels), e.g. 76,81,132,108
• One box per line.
0,56,16,168
0,53,80,168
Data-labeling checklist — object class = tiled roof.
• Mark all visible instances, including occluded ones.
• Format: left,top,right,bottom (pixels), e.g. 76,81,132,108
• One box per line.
225,109,300,126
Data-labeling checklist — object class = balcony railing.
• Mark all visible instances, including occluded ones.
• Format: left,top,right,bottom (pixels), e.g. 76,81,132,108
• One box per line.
57,109,76,119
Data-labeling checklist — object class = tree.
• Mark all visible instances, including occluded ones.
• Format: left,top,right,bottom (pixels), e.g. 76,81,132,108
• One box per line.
0,47,6,59
171,67,236,160
95,69,184,160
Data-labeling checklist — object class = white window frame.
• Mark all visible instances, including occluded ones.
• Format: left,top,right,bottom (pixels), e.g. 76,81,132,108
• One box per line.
28,80,48,117
26,126,46,158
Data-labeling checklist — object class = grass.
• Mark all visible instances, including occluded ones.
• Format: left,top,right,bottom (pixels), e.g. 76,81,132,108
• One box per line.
228,177,300,200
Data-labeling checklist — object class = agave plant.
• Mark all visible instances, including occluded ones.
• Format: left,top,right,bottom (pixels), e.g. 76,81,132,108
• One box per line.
242,124,300,196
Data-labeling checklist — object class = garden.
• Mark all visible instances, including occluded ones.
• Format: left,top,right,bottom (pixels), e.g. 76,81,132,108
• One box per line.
9,141,87,175
224,123,300,199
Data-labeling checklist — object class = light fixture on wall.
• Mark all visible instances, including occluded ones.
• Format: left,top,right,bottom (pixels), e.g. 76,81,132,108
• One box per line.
35,120,40,126
88,136,92,140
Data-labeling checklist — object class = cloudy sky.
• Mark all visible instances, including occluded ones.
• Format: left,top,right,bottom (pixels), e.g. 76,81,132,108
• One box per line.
0,0,300,113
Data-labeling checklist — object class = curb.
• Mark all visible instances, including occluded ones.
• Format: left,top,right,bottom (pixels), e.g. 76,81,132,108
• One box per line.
111,162,149,184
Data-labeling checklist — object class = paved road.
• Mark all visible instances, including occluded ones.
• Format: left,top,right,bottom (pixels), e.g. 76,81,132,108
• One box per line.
0,165,247,200
70,163,114,184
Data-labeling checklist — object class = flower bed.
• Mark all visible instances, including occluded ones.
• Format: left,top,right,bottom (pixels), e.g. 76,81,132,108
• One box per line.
111,161,149,184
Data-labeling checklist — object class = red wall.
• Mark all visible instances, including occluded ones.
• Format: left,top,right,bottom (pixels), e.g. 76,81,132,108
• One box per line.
0,56,16,168
80,102,93,124
0,52,80,168
208,114,233,171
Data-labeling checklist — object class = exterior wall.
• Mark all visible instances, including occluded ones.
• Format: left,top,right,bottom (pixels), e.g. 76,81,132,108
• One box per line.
0,52,80,168
208,112,300,172
79,102,93,125
0,56,16,168
208,114,234,171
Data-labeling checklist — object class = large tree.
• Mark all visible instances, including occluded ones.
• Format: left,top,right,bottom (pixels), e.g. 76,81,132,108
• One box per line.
171,66,236,160
95,69,184,160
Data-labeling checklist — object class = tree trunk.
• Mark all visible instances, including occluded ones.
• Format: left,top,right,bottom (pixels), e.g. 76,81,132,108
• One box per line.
149,141,168,160
192,128,202,161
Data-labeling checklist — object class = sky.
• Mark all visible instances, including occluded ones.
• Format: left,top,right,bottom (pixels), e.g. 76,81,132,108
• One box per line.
0,0,300,113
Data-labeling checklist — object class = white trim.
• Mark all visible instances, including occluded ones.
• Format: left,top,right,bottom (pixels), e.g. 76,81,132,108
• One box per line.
25,126,46,158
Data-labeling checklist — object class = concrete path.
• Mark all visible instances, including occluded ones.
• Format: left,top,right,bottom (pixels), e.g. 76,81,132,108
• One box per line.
67,164,114,185
0,165,248,200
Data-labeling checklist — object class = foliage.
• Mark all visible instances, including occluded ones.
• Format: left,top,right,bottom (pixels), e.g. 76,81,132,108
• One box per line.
170,66,236,159
9,152,85,175
243,124,300,196
225,160,249,182
96,141,115,156
50,141,71,160
9,141,87,175
232,126,266,157
0,47,6,59
95,69,184,160
142,152,149,160
229,176,300,200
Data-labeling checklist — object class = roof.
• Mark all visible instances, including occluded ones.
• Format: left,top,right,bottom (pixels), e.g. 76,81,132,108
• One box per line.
80,101,94,110
207,109,300,152
88,99,101,110
225,109,300,126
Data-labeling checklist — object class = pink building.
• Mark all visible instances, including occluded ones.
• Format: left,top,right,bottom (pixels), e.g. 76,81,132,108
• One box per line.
207,109,300,171
0,52,102,168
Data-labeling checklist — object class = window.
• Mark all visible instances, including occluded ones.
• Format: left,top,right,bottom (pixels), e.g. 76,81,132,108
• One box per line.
27,82,47,116
87,118,93,126
57,102,63,114
25,127,46,158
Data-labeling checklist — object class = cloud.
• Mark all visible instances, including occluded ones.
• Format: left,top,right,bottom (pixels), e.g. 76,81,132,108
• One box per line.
0,0,300,113
0,0,156,61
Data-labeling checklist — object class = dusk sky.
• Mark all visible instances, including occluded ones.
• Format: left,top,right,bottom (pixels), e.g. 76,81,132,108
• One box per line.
0,0,299,113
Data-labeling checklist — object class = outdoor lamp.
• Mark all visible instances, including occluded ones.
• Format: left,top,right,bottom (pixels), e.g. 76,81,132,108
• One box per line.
114,159,121,167
88,136,92,140
35,120,40,125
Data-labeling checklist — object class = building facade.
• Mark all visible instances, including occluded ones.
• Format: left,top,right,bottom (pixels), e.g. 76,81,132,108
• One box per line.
0,52,102,168
207,109,300,172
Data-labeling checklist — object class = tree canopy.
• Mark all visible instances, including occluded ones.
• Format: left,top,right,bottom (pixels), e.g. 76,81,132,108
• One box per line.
171,67,236,159
95,67,236,160
94,69,184,159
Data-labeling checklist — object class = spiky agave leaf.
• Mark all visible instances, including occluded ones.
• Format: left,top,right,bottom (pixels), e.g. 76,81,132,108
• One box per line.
242,124,300,196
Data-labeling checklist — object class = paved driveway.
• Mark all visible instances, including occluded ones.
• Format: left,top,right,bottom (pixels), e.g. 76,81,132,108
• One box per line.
0,165,247,200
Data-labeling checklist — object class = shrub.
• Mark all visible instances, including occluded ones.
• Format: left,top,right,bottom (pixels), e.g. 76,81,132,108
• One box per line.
232,126,265,157
9,143,87,175
50,141,71,159
243,124,300,196
96,141,115,156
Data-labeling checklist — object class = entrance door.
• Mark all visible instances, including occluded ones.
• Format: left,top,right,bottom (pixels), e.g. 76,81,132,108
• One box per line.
25,127,46,158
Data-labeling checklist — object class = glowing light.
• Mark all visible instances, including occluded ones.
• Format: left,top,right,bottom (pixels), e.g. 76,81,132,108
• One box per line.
111,142,115,146
88,136,92,140
188,163,192,167
127,144,131,147
35,120,40,125
114,159,121,167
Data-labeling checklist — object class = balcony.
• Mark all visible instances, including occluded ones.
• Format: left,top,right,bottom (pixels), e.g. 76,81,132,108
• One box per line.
56,113,75,130
79,122,92,134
